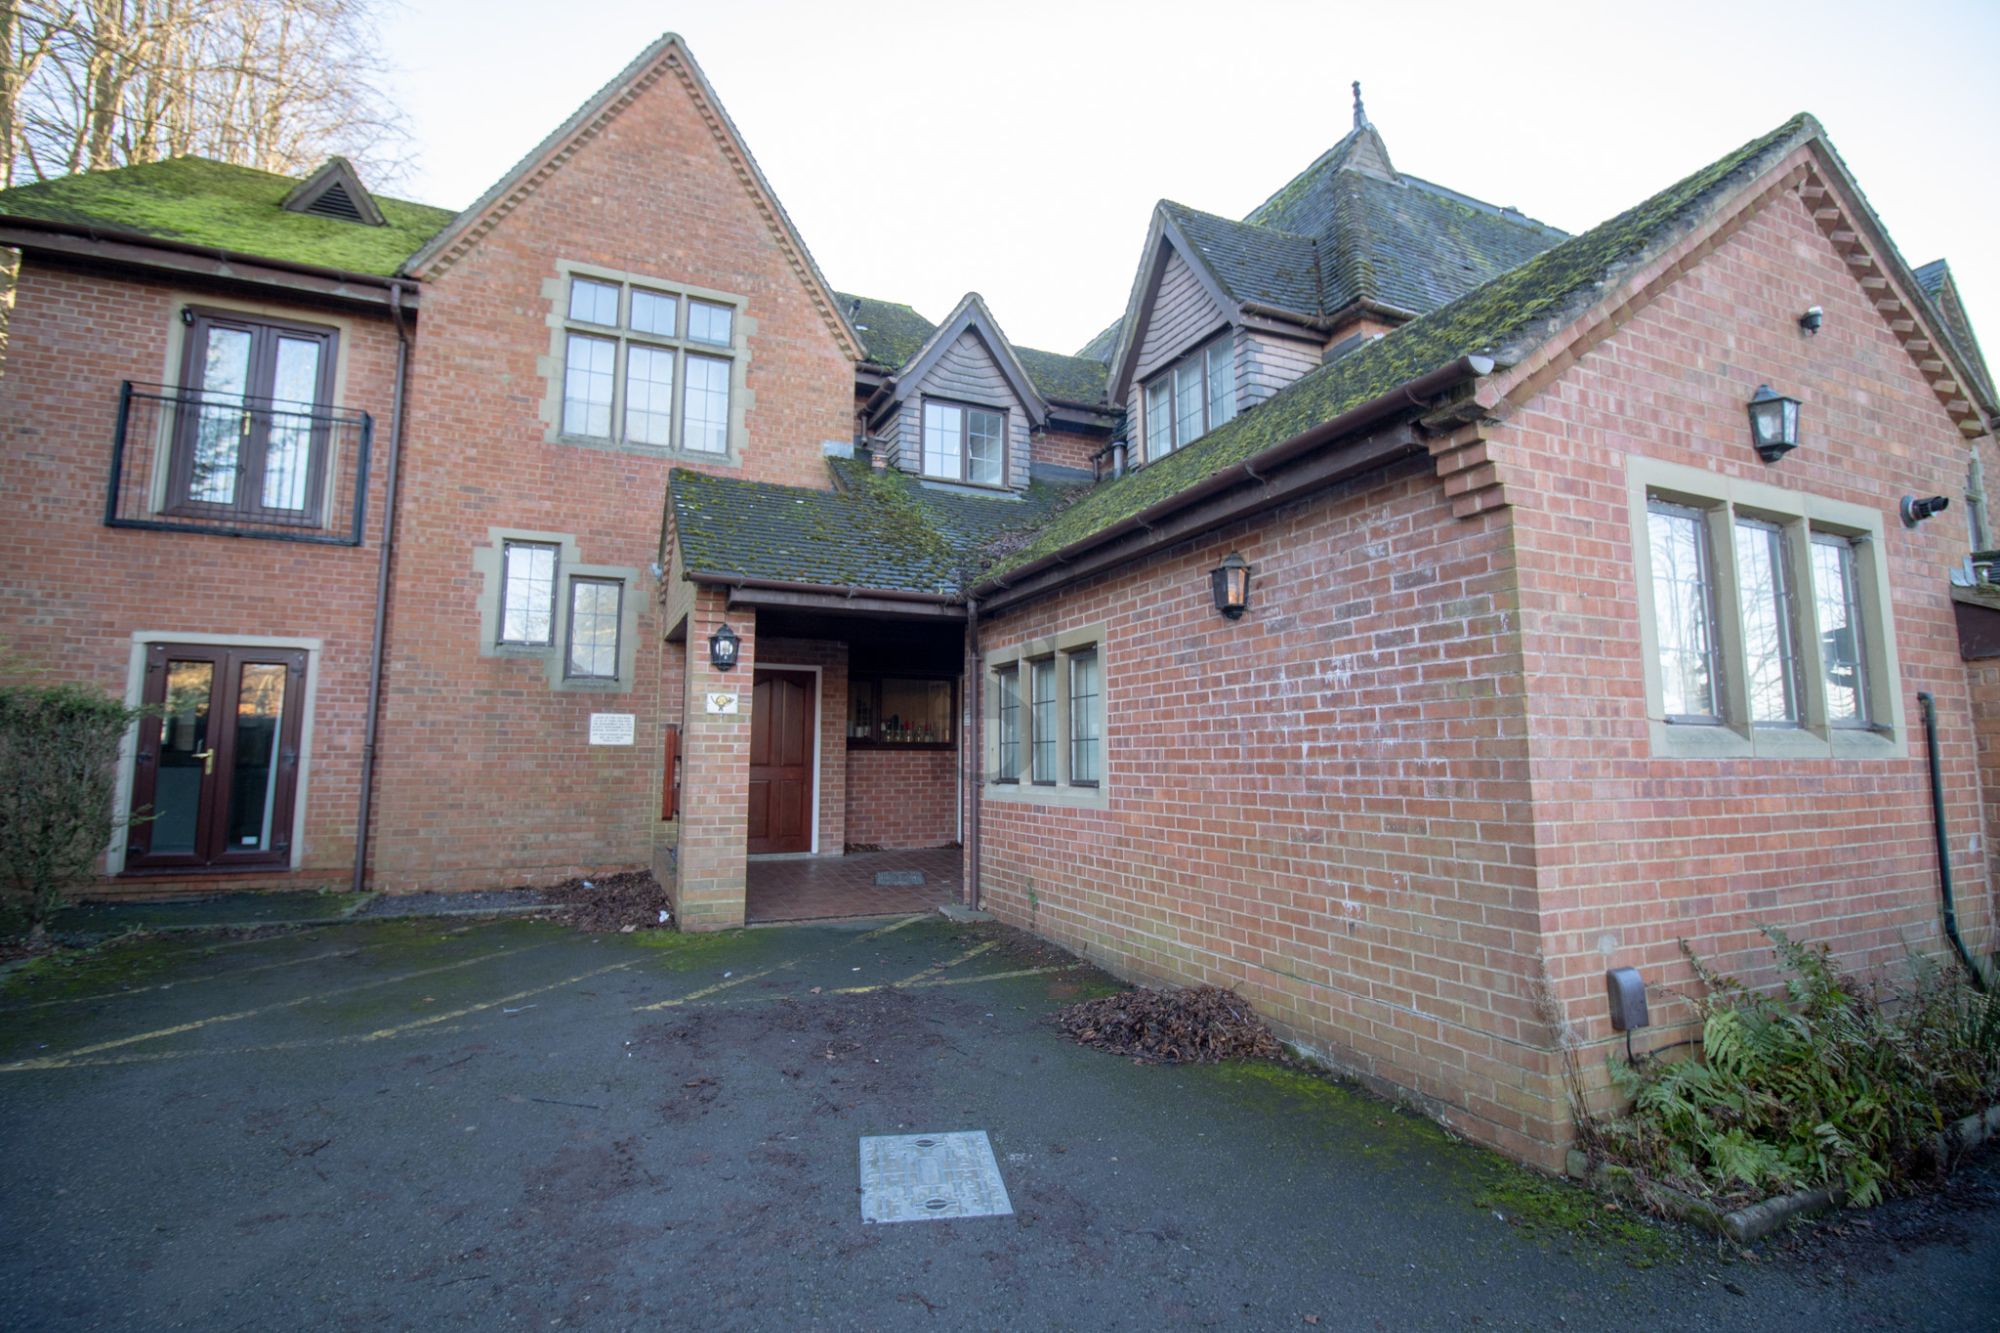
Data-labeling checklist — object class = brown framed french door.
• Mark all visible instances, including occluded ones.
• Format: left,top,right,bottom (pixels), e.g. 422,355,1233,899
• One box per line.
125,644,308,872
747,668,815,855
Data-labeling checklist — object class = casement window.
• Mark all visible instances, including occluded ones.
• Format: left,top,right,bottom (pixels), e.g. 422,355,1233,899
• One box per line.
556,272,740,455
498,541,559,646
172,309,339,523
921,400,1007,486
986,630,1106,804
1142,335,1236,460
1632,459,1900,757
565,577,624,681
995,666,1022,782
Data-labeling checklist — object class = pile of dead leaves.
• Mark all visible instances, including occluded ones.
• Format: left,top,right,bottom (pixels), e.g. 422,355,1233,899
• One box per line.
534,870,672,933
1051,985,1283,1064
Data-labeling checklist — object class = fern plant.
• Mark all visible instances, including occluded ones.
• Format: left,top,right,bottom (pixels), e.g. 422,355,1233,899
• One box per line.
1600,927,1999,1208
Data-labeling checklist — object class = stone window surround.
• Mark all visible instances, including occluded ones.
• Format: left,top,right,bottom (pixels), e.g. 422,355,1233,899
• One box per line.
1627,455,1903,760
474,526,640,693
983,622,1109,810
536,260,756,464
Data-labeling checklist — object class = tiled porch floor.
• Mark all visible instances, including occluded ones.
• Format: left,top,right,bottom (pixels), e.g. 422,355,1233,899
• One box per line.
745,846,961,924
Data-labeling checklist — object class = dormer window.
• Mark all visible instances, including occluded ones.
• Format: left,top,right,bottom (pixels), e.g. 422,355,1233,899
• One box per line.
922,399,1006,486
1142,335,1236,461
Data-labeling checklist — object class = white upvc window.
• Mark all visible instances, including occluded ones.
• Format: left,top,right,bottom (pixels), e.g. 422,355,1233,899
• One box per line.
922,399,1007,486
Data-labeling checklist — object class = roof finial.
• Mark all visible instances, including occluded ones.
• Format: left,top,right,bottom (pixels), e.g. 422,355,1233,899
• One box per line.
1352,81,1369,130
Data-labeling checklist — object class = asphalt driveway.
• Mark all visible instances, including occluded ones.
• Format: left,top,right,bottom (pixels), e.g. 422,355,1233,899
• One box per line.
1,913,1994,1330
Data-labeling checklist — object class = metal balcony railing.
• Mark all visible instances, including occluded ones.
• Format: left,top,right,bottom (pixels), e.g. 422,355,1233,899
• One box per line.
105,382,373,545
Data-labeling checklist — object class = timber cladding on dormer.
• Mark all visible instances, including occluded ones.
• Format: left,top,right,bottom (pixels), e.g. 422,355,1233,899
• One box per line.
861,293,1048,492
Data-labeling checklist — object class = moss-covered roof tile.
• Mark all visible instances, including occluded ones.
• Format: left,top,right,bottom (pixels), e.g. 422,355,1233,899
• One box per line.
839,290,1112,407
0,156,456,276
980,115,1816,583
671,459,1086,596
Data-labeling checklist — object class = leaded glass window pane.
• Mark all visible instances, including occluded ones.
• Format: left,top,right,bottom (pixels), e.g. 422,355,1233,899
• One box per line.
566,578,622,680
683,353,731,453
1206,339,1236,428
968,408,1005,485
1735,519,1801,725
1811,534,1868,725
500,542,558,646
687,300,733,346
1175,358,1203,445
624,344,676,446
1068,648,1100,784
568,277,619,326
1029,658,1057,782
996,666,1021,781
1145,379,1172,459
629,289,677,337
562,332,616,437
923,401,963,478
1648,500,1720,720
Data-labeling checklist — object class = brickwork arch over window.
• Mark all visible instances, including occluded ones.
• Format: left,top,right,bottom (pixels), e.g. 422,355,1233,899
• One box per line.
1628,457,1903,759
538,263,753,461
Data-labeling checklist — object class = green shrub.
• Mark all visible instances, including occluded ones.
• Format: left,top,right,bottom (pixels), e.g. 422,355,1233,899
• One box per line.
1600,928,1999,1208
0,682,145,941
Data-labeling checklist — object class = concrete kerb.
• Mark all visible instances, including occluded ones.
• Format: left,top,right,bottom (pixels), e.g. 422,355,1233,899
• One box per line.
1566,1103,2000,1244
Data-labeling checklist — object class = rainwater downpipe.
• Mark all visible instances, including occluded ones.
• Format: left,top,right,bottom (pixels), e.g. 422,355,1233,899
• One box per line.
351,281,412,895
963,595,982,909
1917,691,1988,990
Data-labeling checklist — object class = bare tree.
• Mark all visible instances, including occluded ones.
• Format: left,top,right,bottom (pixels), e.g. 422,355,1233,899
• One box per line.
4,0,409,189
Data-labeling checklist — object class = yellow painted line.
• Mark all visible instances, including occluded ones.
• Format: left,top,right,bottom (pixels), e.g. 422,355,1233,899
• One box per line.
362,958,641,1039
0,1025,472,1072
0,943,551,1071
907,964,1082,989
891,939,997,986
855,914,931,942
632,961,797,1012
0,947,366,1011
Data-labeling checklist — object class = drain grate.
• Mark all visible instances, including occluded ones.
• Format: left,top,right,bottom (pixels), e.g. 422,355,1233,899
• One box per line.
858,1130,1012,1224
874,870,926,887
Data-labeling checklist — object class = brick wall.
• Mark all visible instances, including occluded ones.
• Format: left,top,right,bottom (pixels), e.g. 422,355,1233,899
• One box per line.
976,454,1552,1161
1502,182,1999,1095
1035,426,1104,475
0,259,400,895
364,56,855,893
846,748,958,848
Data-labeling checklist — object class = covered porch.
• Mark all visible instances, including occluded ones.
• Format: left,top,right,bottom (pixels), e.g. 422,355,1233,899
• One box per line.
746,845,962,924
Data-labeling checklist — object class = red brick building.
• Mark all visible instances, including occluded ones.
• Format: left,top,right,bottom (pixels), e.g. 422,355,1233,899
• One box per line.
2,37,1995,1166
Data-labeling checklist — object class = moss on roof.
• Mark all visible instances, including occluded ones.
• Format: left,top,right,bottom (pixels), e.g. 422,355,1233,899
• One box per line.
670,458,1087,596
837,292,938,369
1014,346,1109,406
0,156,456,276
980,114,1816,583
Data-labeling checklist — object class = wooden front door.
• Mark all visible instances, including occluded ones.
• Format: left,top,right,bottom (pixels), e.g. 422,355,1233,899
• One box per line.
125,643,308,871
748,669,814,855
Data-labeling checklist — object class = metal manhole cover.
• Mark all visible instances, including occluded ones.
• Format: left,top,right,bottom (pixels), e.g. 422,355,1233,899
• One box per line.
874,870,925,887
858,1130,1012,1223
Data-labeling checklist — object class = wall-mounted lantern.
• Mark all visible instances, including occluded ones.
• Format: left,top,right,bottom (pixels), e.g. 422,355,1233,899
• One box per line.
1747,384,1801,463
708,622,741,671
1211,551,1252,620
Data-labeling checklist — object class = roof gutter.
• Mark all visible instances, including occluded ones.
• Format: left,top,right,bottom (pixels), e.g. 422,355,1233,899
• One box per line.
0,213,419,304
683,570,960,605
971,353,1493,604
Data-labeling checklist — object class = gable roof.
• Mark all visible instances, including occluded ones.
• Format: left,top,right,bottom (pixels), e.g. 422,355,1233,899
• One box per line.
1912,259,1996,409
874,292,1050,427
1106,116,1569,399
669,458,1085,597
0,156,453,276
401,33,862,361
981,115,1822,587
840,290,1113,408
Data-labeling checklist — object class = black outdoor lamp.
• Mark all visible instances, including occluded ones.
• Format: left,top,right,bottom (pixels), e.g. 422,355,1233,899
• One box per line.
1211,551,1252,619
708,622,740,671
1747,384,1801,463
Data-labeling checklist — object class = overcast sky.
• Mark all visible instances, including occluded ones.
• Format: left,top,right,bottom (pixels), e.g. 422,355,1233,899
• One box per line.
381,0,1999,361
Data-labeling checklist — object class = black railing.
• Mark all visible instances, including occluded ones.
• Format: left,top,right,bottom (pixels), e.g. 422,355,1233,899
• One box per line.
106,382,373,545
